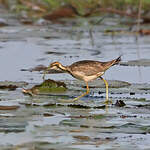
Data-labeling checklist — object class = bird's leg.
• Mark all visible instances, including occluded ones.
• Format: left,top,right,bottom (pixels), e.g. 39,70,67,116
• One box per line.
58,82,89,103
72,82,90,102
100,77,110,104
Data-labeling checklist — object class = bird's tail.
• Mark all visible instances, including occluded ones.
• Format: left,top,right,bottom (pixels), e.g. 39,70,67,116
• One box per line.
102,56,121,71
113,55,121,65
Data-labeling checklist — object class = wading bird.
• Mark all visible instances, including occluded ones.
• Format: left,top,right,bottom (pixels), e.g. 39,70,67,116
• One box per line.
43,56,121,103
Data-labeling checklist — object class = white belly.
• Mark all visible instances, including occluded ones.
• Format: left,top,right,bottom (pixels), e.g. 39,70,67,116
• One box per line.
71,71,104,82
83,74,99,82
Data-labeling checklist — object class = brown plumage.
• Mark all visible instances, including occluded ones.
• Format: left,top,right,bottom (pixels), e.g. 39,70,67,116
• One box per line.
44,56,121,103
68,56,121,79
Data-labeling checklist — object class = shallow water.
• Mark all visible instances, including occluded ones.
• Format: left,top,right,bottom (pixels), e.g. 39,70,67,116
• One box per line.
0,11,150,150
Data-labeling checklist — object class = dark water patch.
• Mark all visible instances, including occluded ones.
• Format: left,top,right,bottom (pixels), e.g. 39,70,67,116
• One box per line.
45,51,67,56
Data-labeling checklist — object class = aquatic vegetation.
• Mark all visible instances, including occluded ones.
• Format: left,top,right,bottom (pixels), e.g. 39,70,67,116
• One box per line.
22,79,67,95
1,0,150,21
0,81,28,90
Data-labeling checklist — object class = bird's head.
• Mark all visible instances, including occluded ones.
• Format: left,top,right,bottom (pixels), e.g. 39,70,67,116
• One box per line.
42,61,67,80
49,61,61,70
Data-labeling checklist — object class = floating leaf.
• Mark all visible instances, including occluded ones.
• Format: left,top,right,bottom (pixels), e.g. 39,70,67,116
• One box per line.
0,105,20,110
0,81,28,91
73,135,91,141
22,79,67,96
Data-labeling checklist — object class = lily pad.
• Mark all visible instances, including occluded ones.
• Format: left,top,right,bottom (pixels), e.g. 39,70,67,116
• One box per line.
0,105,20,110
0,81,28,91
22,79,67,96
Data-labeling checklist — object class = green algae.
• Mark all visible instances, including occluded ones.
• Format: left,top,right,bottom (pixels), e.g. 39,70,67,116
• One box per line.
22,79,67,95
35,79,67,93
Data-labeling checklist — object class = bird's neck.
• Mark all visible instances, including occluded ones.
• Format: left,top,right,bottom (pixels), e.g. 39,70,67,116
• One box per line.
58,63,68,72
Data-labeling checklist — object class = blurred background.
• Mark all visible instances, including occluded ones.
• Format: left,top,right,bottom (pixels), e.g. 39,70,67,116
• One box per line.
0,1,150,150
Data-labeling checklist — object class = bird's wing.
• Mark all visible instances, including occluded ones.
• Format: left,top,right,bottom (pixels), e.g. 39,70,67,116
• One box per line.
69,60,105,76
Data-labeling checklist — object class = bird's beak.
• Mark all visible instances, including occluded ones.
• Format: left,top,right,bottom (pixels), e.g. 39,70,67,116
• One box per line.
42,66,51,81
